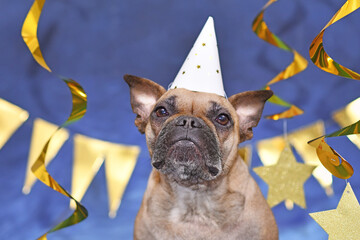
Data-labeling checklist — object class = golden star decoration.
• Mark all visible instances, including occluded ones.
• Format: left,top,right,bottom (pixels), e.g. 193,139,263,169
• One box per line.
253,144,315,208
310,183,360,240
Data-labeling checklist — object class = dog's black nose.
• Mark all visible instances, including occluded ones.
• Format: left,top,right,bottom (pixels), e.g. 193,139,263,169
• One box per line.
175,116,203,129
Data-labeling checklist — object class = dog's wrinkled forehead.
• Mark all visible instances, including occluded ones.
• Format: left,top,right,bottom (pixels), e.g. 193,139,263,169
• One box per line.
155,88,234,116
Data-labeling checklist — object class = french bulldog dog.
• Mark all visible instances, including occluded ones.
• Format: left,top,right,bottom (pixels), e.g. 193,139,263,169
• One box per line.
124,74,278,240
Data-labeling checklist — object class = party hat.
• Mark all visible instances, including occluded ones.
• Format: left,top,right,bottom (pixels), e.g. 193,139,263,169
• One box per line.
169,17,226,97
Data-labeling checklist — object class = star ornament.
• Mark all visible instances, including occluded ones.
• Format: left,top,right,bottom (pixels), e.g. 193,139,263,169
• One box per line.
310,183,360,240
253,144,315,208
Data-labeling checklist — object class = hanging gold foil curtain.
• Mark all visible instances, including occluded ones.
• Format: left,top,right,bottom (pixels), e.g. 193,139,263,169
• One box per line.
308,0,360,180
252,0,308,120
21,0,88,238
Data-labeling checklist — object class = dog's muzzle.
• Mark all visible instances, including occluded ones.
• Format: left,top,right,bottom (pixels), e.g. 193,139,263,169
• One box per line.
152,116,222,184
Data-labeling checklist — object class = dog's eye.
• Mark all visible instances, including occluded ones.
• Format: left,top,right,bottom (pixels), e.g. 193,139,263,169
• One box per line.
215,114,230,125
155,107,169,117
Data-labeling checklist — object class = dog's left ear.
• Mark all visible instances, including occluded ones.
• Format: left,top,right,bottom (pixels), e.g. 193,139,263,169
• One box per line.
124,74,166,134
229,90,273,141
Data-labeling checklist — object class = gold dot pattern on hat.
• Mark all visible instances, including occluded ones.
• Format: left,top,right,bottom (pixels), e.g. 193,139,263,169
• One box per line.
169,17,225,97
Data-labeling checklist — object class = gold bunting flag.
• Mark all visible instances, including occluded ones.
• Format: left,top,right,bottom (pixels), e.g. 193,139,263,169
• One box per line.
256,135,285,166
21,0,88,238
252,0,307,120
309,0,360,80
333,98,360,150
23,118,69,194
104,141,140,218
70,134,105,209
0,98,29,150
238,145,252,167
71,134,140,218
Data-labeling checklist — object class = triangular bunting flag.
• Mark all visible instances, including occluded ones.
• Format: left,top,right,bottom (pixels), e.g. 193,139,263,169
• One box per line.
0,98,29,150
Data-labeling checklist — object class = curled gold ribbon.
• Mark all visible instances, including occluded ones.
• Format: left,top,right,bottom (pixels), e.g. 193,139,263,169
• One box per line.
308,121,360,179
308,0,360,179
309,0,360,80
308,136,354,179
22,0,88,238
252,0,307,120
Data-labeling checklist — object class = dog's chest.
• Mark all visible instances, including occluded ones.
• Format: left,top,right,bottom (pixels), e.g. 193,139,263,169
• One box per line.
168,186,245,227
169,192,217,226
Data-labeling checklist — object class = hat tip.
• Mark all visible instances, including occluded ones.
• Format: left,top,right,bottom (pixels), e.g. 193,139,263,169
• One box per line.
206,16,214,23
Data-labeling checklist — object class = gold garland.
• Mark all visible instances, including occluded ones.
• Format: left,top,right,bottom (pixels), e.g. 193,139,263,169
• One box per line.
308,0,360,179
21,0,88,238
252,0,308,120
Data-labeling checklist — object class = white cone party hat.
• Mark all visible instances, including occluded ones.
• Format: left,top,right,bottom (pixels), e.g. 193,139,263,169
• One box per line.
169,17,226,97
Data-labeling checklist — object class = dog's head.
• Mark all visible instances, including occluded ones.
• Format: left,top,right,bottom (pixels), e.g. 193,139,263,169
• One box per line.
124,74,272,187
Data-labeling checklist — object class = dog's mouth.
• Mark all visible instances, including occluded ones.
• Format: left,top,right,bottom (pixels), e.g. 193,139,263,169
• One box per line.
152,121,222,185
167,139,202,163
152,139,200,170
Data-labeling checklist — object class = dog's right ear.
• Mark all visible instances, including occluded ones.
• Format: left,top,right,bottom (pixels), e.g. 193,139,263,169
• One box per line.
124,74,166,133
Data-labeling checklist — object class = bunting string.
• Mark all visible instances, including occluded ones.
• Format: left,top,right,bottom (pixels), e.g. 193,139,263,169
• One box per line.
21,0,88,238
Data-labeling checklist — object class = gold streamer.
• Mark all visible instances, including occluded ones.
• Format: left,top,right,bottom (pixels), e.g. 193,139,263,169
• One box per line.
71,134,140,218
23,118,69,195
252,0,307,120
308,118,359,179
308,1,360,179
309,0,360,80
309,120,359,179
21,0,50,72
0,98,29,150
333,98,360,150
308,136,354,179
21,0,88,238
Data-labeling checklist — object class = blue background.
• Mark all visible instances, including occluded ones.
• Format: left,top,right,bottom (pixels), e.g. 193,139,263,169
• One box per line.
1,0,360,239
